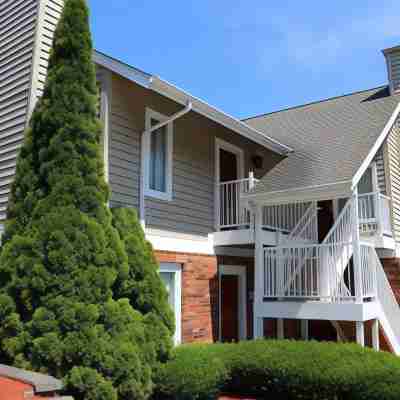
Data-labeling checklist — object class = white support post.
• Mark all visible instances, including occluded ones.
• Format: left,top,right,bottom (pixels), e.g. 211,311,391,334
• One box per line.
277,319,284,339
301,320,309,340
372,319,380,351
253,204,264,339
375,192,383,237
356,321,365,347
352,189,363,303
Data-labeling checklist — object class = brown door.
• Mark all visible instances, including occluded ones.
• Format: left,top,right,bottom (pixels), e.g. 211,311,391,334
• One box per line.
219,148,238,183
221,274,240,342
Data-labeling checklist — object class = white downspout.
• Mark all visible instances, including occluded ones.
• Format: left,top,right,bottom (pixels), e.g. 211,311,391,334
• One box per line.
139,102,193,229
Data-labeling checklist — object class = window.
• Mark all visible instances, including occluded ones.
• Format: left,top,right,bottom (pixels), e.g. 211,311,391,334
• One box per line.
159,263,182,345
144,108,173,200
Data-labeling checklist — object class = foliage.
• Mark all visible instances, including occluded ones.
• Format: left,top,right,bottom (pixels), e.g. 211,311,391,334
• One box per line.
154,340,400,400
0,1,173,399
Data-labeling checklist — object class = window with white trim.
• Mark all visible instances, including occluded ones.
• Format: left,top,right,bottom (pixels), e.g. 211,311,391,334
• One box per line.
144,108,173,201
159,263,182,345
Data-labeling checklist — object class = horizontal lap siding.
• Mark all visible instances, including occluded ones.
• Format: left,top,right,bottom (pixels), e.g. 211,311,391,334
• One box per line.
108,76,140,209
106,75,282,237
0,0,40,220
386,120,400,242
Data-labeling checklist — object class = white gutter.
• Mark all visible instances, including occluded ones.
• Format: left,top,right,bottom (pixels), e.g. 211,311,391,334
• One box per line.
139,102,193,228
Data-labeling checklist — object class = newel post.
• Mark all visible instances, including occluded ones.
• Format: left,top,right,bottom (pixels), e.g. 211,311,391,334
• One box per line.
352,188,363,303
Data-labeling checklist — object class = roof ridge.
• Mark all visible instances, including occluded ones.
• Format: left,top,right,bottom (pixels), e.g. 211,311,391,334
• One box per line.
242,85,389,121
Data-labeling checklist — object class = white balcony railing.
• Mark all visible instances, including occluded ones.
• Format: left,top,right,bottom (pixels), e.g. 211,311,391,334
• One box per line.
264,242,377,302
216,176,257,230
358,192,392,236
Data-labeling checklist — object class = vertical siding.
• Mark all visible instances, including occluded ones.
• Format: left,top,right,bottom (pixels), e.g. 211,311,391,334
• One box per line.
387,51,400,94
0,0,40,221
385,119,400,242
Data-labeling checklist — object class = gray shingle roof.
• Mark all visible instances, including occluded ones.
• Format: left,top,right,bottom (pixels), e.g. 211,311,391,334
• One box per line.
244,86,400,195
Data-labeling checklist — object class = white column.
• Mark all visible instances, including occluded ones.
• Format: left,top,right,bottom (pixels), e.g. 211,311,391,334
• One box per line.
277,318,284,339
356,321,365,347
372,319,380,351
301,320,309,340
254,317,264,339
253,204,264,339
352,189,363,303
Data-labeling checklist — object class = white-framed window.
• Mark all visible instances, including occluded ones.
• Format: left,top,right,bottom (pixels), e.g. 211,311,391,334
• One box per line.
159,263,182,345
143,108,173,201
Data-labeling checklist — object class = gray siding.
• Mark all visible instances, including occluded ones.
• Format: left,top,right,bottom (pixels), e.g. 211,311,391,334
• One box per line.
387,51,400,94
107,74,282,237
385,119,400,242
0,0,64,222
108,75,140,209
0,0,40,221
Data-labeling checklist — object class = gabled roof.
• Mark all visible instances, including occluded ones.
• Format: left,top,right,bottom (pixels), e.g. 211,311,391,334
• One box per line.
244,86,400,203
93,51,292,156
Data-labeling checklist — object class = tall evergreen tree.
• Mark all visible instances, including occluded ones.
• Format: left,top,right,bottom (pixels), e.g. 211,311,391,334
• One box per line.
0,1,173,399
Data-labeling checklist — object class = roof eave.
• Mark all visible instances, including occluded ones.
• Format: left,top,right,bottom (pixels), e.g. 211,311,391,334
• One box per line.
352,101,400,190
93,50,293,156
245,180,353,206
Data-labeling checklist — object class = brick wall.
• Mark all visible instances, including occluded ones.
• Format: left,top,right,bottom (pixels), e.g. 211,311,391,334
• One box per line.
155,251,255,343
155,251,219,343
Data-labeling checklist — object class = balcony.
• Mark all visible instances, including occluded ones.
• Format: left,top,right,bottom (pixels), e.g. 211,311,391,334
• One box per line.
358,192,392,236
214,176,312,246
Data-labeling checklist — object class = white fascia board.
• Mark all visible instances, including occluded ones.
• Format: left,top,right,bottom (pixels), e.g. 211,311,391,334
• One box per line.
92,50,293,155
93,50,151,89
245,180,353,206
149,77,293,156
352,101,400,190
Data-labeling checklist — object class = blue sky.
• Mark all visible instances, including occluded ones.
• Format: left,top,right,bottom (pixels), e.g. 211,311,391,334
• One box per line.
88,0,400,119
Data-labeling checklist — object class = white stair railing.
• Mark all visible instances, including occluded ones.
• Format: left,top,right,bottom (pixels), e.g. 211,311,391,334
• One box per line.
374,250,400,354
262,202,310,233
287,201,318,242
264,242,376,302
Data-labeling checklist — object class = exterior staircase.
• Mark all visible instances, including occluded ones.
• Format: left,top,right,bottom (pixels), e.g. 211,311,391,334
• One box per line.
262,195,400,354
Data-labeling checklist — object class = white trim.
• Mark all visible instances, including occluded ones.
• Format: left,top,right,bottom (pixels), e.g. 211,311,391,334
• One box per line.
93,51,151,88
150,77,293,155
145,228,257,256
219,265,247,341
143,108,174,201
146,229,215,255
92,51,292,155
159,263,182,345
99,68,112,183
352,102,400,190
26,0,47,124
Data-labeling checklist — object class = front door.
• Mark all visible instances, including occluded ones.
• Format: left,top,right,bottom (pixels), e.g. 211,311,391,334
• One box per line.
221,274,240,342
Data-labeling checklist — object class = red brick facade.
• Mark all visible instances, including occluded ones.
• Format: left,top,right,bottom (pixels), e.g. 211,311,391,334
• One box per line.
155,250,219,343
154,251,255,343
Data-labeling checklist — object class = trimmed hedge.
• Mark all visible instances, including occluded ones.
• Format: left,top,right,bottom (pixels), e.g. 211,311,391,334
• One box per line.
154,340,400,400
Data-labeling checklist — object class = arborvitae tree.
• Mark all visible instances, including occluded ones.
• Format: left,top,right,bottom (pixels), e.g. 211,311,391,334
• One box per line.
0,1,173,399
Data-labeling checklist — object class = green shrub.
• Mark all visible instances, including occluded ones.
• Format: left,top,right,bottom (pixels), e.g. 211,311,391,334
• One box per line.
154,340,400,400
